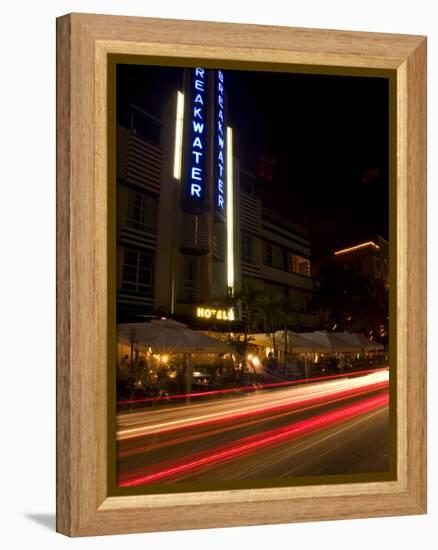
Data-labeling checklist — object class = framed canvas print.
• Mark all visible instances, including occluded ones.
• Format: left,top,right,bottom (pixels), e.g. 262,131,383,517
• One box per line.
56,13,427,536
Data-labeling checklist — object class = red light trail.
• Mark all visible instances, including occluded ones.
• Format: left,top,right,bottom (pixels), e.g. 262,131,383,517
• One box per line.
117,367,389,406
118,380,388,446
118,392,389,487
117,369,389,441
117,380,388,458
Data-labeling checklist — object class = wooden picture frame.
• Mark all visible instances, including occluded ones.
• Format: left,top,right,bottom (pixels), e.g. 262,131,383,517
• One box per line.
56,13,427,536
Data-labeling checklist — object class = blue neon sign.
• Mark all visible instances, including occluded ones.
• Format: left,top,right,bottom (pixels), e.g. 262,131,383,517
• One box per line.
215,70,226,214
188,68,207,202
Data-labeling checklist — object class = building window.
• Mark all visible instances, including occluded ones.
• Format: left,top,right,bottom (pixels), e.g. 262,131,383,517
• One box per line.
181,256,198,301
126,190,157,233
127,108,162,145
241,234,255,265
121,249,153,294
264,243,284,269
289,254,311,277
240,171,256,194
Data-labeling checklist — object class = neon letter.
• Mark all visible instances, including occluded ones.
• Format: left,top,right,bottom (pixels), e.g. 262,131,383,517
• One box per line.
191,167,202,180
193,121,204,133
191,183,201,197
192,136,203,149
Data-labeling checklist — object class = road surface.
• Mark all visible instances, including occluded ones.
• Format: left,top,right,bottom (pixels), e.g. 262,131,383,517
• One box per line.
116,369,390,487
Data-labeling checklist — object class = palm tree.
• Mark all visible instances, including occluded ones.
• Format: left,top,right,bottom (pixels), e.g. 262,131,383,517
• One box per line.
276,295,295,353
234,281,263,354
219,282,263,349
209,283,260,379
258,290,282,355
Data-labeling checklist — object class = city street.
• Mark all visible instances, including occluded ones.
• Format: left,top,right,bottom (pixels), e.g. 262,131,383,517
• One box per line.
117,369,390,486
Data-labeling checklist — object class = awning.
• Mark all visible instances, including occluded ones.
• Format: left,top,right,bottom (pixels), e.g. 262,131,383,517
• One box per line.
351,333,385,352
117,319,235,354
248,330,383,354
274,330,332,353
249,331,331,353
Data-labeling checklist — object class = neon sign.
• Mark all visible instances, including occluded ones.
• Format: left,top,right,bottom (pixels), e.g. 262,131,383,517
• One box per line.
187,68,207,202
196,307,234,320
214,70,226,214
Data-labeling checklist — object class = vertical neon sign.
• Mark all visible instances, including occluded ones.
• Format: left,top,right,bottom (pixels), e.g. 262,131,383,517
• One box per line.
215,70,226,215
187,68,207,203
226,126,234,296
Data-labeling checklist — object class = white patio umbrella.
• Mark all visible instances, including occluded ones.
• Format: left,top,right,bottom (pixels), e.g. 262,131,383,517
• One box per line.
117,319,234,354
298,331,335,352
247,333,275,349
274,330,332,353
351,333,385,352
298,331,364,353
326,331,363,353
249,331,331,353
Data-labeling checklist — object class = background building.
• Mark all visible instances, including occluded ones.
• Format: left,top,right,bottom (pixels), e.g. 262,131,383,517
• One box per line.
332,236,389,287
311,237,389,343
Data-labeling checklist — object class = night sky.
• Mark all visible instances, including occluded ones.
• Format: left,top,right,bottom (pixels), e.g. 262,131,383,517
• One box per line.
117,64,389,263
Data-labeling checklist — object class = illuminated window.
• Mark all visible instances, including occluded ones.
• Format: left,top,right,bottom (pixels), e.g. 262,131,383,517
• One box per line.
241,234,255,265
289,254,311,277
264,243,284,269
126,191,157,234
121,249,153,294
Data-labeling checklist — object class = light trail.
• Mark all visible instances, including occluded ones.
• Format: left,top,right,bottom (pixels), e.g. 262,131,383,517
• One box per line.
118,380,388,443
117,367,389,406
117,382,388,458
117,369,389,440
118,392,389,486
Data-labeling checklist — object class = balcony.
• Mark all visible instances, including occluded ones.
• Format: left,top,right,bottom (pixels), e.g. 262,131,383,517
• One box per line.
179,230,209,255
179,213,210,255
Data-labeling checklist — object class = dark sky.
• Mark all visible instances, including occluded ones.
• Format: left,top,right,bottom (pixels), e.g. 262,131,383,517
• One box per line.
117,64,389,262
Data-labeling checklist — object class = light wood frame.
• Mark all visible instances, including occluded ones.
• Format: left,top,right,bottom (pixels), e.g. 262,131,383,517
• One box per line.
56,13,427,536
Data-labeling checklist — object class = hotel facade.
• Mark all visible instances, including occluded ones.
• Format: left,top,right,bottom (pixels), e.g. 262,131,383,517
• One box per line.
116,67,316,332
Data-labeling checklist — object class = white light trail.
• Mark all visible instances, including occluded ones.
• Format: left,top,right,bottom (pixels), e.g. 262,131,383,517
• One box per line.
117,369,389,440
